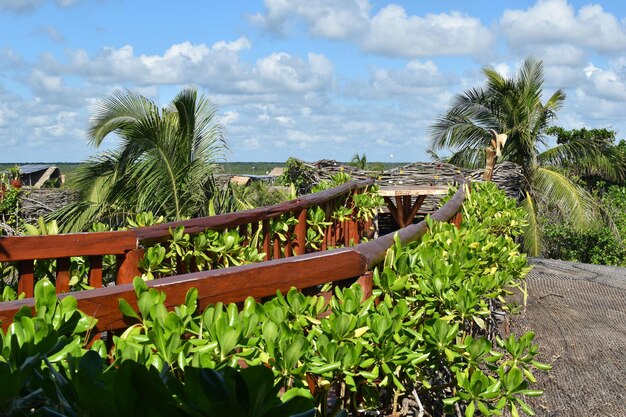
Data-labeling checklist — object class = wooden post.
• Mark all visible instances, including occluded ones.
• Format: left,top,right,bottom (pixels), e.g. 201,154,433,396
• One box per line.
484,146,496,181
273,235,281,260
17,260,34,298
294,209,307,255
356,271,373,300
55,257,71,293
262,220,271,261
452,212,463,229
88,256,103,288
116,248,144,285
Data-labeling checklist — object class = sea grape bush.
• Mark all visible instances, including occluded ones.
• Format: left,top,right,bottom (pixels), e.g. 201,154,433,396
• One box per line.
0,181,547,416
0,175,383,289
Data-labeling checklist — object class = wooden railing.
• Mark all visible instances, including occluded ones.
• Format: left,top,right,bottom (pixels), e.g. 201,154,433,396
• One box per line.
0,179,374,296
0,179,467,332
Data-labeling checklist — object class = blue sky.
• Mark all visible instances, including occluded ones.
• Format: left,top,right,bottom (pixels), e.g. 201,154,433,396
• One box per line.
1,0,626,163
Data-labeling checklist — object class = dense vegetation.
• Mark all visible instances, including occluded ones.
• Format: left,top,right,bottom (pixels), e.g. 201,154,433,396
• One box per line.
0,182,547,416
429,57,626,257
0,173,382,290
47,88,227,232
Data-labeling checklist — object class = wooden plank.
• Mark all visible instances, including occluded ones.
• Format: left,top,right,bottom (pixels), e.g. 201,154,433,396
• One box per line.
394,196,405,227
294,209,307,255
262,220,271,261
136,179,374,244
0,231,138,262
17,260,34,298
356,181,467,269
384,196,401,227
88,256,103,288
402,196,412,224
285,237,292,257
356,271,373,300
452,212,463,229
116,249,144,285
55,257,71,293
0,181,468,333
406,195,427,225
273,235,281,260
0,249,368,332
377,185,450,197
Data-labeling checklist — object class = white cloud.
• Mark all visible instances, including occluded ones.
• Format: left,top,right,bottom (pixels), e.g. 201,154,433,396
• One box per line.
0,0,80,12
212,37,252,52
0,48,24,68
501,0,626,54
0,0,44,12
256,52,333,93
253,0,492,57
220,110,240,125
41,39,334,95
274,116,293,124
365,6,491,57
349,59,451,99
250,0,370,40
585,67,626,102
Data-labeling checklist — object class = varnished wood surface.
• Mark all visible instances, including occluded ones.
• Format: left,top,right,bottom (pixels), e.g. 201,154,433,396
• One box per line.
136,179,374,244
0,249,368,331
0,179,374,262
0,231,138,262
0,180,468,332
377,185,450,197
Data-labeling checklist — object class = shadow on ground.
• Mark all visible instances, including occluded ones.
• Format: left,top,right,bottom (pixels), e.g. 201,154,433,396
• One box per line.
508,258,626,417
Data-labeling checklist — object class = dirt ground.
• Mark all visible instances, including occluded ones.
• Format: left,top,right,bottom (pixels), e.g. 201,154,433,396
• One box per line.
508,258,626,417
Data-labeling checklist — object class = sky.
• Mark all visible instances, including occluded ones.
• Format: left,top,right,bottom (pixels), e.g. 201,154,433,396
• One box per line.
1,0,626,163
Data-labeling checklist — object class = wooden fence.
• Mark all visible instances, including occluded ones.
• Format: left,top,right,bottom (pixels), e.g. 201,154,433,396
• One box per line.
0,179,466,332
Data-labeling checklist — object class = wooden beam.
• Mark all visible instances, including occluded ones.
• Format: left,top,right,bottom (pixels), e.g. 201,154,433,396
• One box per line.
0,249,368,332
0,231,138,262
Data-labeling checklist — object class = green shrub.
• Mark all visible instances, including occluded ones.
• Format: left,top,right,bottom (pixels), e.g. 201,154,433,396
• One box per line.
0,181,545,416
541,185,626,266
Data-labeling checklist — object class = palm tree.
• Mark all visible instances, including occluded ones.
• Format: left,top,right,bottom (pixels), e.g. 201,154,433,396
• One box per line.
52,88,227,232
429,57,624,255
350,153,368,170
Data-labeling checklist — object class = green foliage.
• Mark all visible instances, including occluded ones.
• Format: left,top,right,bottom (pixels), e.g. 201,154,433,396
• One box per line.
448,182,528,239
8,165,20,180
540,184,626,266
277,158,317,195
0,181,20,235
542,222,625,266
0,181,545,416
545,126,626,185
604,185,626,238
349,153,368,170
429,58,621,256
139,226,266,280
232,181,295,210
49,88,227,232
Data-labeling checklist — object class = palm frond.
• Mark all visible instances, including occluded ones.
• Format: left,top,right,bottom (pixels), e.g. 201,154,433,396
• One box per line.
532,167,597,229
522,193,541,256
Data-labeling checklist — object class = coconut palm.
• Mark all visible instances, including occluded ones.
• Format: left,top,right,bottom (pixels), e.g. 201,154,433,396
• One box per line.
52,88,226,232
350,153,368,170
429,57,624,255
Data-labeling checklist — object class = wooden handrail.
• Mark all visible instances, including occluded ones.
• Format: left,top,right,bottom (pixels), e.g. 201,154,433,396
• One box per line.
135,179,374,244
0,231,138,262
0,179,467,332
0,179,374,262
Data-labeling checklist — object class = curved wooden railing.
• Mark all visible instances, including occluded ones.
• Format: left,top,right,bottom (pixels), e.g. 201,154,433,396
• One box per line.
0,179,467,332
0,179,374,296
